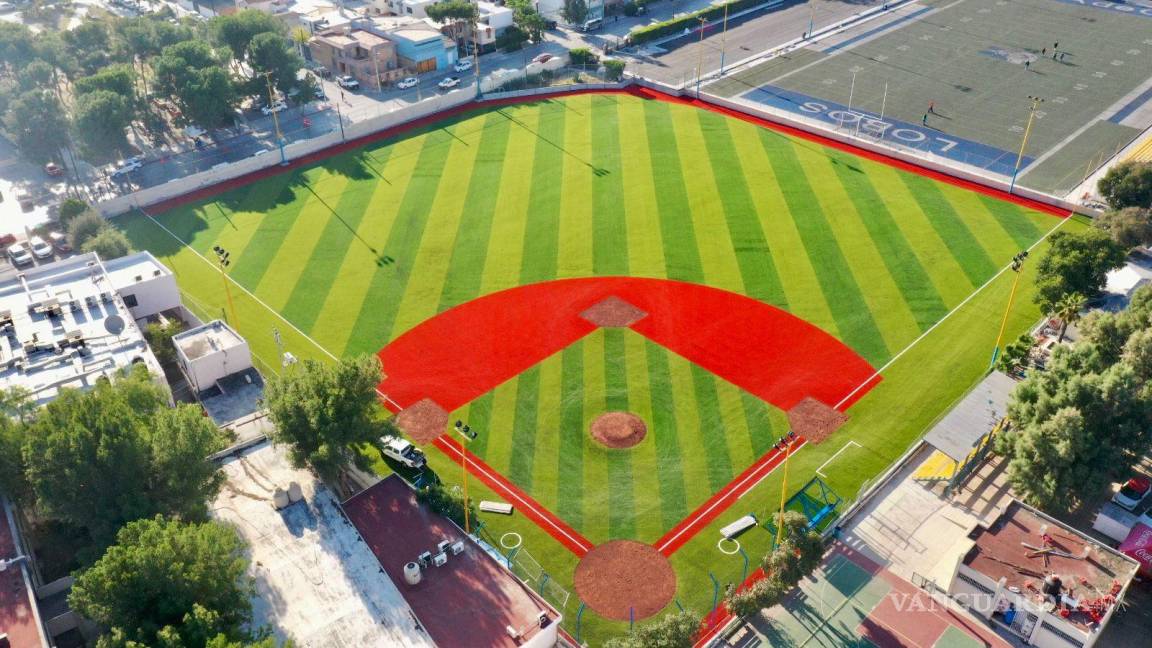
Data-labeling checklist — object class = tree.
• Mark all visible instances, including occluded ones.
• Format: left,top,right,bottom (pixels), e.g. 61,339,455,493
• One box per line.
64,21,113,74
1053,292,1086,343
999,407,1106,511
426,0,479,47
724,577,787,619
181,66,239,129
1098,161,1152,210
73,90,134,157
0,22,36,71
995,333,1036,374
22,365,225,550
67,209,109,251
1094,206,1152,249
146,320,184,367
264,355,391,487
82,227,133,260
605,59,626,82
1033,229,1126,314
0,414,29,504
69,517,252,648
494,26,529,52
561,0,589,27
210,9,284,61
505,0,546,42
74,64,137,99
5,89,70,164
763,511,824,587
603,610,699,648
415,483,475,528
58,198,90,224
247,31,302,96
16,59,56,91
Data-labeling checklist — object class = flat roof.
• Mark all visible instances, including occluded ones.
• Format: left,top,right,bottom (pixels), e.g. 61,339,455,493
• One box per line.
964,500,1139,631
343,476,561,648
0,501,46,648
173,320,245,362
103,251,170,294
211,443,434,648
923,370,1015,462
0,253,162,406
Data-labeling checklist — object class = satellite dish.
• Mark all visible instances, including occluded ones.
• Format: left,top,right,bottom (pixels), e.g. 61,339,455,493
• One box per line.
105,314,125,336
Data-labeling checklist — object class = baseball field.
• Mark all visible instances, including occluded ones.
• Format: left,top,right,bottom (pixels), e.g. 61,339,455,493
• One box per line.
115,88,1081,643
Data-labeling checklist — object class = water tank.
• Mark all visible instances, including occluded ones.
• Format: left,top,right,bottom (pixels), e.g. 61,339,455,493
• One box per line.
404,561,422,585
272,488,290,509
287,481,303,502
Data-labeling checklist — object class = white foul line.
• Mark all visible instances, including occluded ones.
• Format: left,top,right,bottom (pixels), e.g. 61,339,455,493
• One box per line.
816,441,862,478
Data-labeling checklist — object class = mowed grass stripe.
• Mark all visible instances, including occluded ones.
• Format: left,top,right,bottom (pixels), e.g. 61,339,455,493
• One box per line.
866,166,978,307
342,128,459,355
478,106,540,295
582,332,610,543
556,343,585,529
741,393,778,457
590,95,629,276
519,102,568,285
696,111,787,308
942,189,1032,263
616,98,667,278
462,391,493,457
688,365,735,493
390,115,490,337
254,174,351,311
728,124,838,335
279,151,393,330
622,331,662,542
669,104,745,295
825,151,948,331
975,195,1048,249
603,329,634,539
713,374,756,482
557,94,595,279
436,113,514,311
764,132,889,363
665,350,712,510
506,365,542,490
643,101,705,283
644,341,688,531
899,173,998,286
305,135,432,353
531,354,564,510
479,375,521,481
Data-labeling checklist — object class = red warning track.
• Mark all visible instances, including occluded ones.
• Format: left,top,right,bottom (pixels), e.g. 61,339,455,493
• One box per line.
378,277,878,414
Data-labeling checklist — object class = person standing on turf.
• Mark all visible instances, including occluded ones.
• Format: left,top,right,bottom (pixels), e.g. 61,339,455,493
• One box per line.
922,113,928,126
928,100,936,115
1025,60,1031,71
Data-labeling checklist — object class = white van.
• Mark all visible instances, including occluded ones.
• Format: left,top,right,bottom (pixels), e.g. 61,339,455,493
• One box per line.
581,18,602,32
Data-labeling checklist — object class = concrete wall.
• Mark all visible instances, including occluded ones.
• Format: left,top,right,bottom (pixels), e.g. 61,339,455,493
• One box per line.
115,272,182,321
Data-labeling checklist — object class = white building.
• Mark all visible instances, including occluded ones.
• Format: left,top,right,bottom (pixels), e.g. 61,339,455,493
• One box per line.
172,320,254,395
0,252,179,407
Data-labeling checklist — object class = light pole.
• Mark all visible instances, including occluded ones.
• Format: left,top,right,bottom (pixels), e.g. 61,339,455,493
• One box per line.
773,430,798,548
453,420,478,534
1009,95,1044,194
718,3,730,76
990,251,1029,369
264,72,288,166
806,0,815,39
211,245,237,325
694,17,707,97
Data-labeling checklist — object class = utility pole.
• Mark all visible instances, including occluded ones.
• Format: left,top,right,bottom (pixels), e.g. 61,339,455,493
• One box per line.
265,72,288,165
453,420,478,533
718,3,730,76
990,251,1029,368
695,17,707,97
1009,95,1044,194
212,245,238,325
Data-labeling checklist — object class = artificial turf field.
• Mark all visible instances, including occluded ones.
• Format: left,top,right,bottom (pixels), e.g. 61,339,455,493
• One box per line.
708,0,1152,194
114,90,1082,643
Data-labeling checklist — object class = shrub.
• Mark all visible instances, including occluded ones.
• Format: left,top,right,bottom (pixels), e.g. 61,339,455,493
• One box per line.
66,209,108,250
629,0,764,44
568,47,598,65
415,483,476,528
58,198,89,224
725,577,787,618
604,59,626,81
81,227,132,260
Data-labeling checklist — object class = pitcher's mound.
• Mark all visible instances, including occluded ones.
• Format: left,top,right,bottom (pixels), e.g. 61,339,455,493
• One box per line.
591,412,647,449
394,398,449,444
574,540,676,621
787,397,848,445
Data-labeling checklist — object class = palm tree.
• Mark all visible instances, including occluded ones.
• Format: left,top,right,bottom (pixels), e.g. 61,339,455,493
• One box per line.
1055,293,1086,342
291,27,311,60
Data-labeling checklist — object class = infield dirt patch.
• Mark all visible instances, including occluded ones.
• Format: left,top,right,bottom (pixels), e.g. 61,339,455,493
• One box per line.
787,397,848,445
580,296,648,328
590,412,647,449
574,540,676,621
394,398,449,444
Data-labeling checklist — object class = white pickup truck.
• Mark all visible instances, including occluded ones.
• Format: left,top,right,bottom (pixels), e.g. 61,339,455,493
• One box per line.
380,436,427,469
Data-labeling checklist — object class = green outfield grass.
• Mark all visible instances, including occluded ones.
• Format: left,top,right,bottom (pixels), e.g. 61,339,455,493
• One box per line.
114,92,1070,644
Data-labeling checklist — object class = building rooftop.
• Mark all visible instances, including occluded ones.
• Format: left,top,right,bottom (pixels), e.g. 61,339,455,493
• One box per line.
0,253,163,407
0,501,47,648
211,443,435,648
388,23,448,43
343,476,562,648
963,500,1139,631
173,320,244,362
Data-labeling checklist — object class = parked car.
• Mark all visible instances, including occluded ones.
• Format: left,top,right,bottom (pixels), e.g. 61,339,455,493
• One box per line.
438,76,461,90
337,75,360,90
453,58,473,72
110,157,143,178
396,76,419,89
48,231,71,253
531,53,553,65
28,236,52,260
7,243,33,267
44,162,64,177
261,100,287,115
380,436,426,469
1114,477,1152,511
581,18,602,32
15,191,33,211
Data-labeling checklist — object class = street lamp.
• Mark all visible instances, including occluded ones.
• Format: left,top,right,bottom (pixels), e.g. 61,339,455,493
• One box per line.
990,250,1029,368
212,245,238,325
718,3,730,76
1009,95,1044,194
264,72,288,166
773,430,798,548
453,419,478,534
695,17,708,97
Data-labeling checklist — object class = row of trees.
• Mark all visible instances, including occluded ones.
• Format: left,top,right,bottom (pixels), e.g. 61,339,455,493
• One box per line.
0,8,306,163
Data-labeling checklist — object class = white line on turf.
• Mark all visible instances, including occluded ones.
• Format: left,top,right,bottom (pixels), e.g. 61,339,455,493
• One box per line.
816,441,862,478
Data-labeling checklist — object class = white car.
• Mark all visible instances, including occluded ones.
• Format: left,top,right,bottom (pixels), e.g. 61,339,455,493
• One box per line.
396,76,419,90
261,100,287,115
336,75,360,90
7,243,33,267
380,436,426,469
453,58,473,72
28,236,53,259
438,76,461,90
1114,477,1151,511
110,157,143,178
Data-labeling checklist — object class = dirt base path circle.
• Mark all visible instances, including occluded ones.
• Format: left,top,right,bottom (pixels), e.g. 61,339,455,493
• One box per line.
574,540,676,621
590,412,647,449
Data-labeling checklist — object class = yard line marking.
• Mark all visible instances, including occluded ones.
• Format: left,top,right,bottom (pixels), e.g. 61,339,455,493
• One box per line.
833,214,1071,411
816,441,862,478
